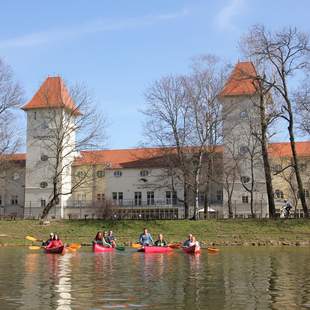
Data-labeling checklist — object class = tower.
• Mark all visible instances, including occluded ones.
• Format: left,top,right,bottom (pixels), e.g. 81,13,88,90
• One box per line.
22,77,80,218
219,62,268,218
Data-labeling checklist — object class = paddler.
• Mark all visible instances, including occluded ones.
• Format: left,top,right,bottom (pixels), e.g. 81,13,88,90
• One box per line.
183,234,193,247
42,232,54,246
45,234,63,249
154,233,167,247
106,230,117,248
189,236,200,248
139,228,153,246
93,231,111,248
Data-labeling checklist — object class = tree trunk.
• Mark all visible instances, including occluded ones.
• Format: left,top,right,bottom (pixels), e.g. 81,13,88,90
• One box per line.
183,182,189,219
258,89,276,218
250,191,254,217
286,98,309,218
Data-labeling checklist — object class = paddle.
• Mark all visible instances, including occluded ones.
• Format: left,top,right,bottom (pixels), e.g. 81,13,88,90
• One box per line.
168,243,181,249
131,243,142,249
29,245,42,250
207,247,220,253
25,235,43,242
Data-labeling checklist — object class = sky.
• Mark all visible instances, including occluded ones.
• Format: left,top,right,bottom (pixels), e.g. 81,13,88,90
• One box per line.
1,0,310,149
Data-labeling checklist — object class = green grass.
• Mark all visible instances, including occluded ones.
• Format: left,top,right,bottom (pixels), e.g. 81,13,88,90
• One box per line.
0,219,309,246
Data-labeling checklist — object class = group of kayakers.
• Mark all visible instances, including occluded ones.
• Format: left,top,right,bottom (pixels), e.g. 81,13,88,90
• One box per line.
42,232,64,249
42,228,199,250
93,230,116,248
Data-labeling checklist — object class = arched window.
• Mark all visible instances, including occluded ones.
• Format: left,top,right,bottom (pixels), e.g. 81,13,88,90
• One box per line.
274,189,284,199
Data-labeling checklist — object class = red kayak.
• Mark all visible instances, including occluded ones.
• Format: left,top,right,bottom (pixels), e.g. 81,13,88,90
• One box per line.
93,243,114,253
138,246,172,253
182,245,201,254
44,245,64,254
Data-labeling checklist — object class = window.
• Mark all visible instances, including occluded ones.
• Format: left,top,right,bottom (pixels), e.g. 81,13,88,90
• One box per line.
96,170,105,178
77,193,86,200
118,192,123,205
77,171,86,178
140,170,149,177
41,154,48,161
0,195,2,206
240,111,248,119
147,191,154,205
112,192,117,201
112,192,123,205
242,195,249,203
34,111,37,120
135,192,142,206
166,191,177,205
273,164,282,173
241,176,250,184
40,181,48,189
114,170,122,177
216,190,223,202
97,193,105,201
298,189,310,199
41,199,46,207
239,146,249,155
11,195,18,205
274,189,284,199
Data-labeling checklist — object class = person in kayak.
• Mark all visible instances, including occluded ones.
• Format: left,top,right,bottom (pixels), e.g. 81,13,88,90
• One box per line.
189,236,200,248
42,232,54,246
45,234,63,249
93,231,111,248
183,234,193,247
139,228,153,246
106,230,117,248
154,234,167,247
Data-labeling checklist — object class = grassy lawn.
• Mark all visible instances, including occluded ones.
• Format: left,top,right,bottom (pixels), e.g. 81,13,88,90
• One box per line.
0,219,309,246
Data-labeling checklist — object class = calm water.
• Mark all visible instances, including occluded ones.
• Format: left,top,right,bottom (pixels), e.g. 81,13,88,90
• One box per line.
0,247,309,310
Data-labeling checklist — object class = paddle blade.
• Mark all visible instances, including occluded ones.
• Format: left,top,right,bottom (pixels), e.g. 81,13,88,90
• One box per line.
207,247,220,253
116,246,125,251
66,247,77,252
26,236,38,242
29,246,41,250
68,243,81,249
168,243,181,249
131,243,141,249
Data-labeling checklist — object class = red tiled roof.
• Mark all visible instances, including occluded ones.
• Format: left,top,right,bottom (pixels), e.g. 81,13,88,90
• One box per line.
72,146,223,168
3,142,309,166
219,62,258,97
268,141,310,158
0,153,26,162
22,76,81,115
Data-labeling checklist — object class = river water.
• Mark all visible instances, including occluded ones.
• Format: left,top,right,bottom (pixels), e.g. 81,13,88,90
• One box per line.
0,247,309,310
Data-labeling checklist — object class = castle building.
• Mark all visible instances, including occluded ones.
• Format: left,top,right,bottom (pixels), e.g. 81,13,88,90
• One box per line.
0,62,309,219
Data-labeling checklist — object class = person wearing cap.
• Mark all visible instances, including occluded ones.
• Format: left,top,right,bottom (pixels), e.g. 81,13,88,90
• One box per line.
42,233,54,246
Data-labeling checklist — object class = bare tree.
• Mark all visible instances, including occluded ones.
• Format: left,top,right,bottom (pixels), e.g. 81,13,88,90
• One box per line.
295,80,310,136
143,56,226,219
242,25,310,217
32,82,107,219
0,58,23,167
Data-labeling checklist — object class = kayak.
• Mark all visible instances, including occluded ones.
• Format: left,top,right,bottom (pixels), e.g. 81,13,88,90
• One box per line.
182,245,201,254
93,243,114,253
138,246,172,253
207,247,220,253
44,245,64,254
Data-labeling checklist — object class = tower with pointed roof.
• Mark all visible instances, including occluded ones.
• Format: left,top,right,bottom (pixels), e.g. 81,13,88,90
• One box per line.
22,76,80,218
219,62,268,217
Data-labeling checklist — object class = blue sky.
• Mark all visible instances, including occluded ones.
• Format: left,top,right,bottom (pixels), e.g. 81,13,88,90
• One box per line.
1,0,309,149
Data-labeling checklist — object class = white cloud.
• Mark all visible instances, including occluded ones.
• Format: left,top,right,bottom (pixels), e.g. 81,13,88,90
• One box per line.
0,9,189,49
215,0,245,31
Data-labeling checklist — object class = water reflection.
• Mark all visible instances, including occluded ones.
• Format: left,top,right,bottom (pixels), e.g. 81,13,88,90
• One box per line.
0,247,309,309
56,254,72,310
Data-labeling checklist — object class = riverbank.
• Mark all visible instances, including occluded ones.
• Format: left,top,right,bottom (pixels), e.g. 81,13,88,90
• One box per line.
0,219,309,247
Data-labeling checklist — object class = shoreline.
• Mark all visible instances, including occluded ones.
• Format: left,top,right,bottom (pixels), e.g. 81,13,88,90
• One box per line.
0,219,309,247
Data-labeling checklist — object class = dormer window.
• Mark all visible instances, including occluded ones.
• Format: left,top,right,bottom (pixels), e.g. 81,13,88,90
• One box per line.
41,154,48,161
40,182,48,189
140,170,149,177
114,171,122,177
240,111,248,119
96,170,105,178
34,111,37,120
